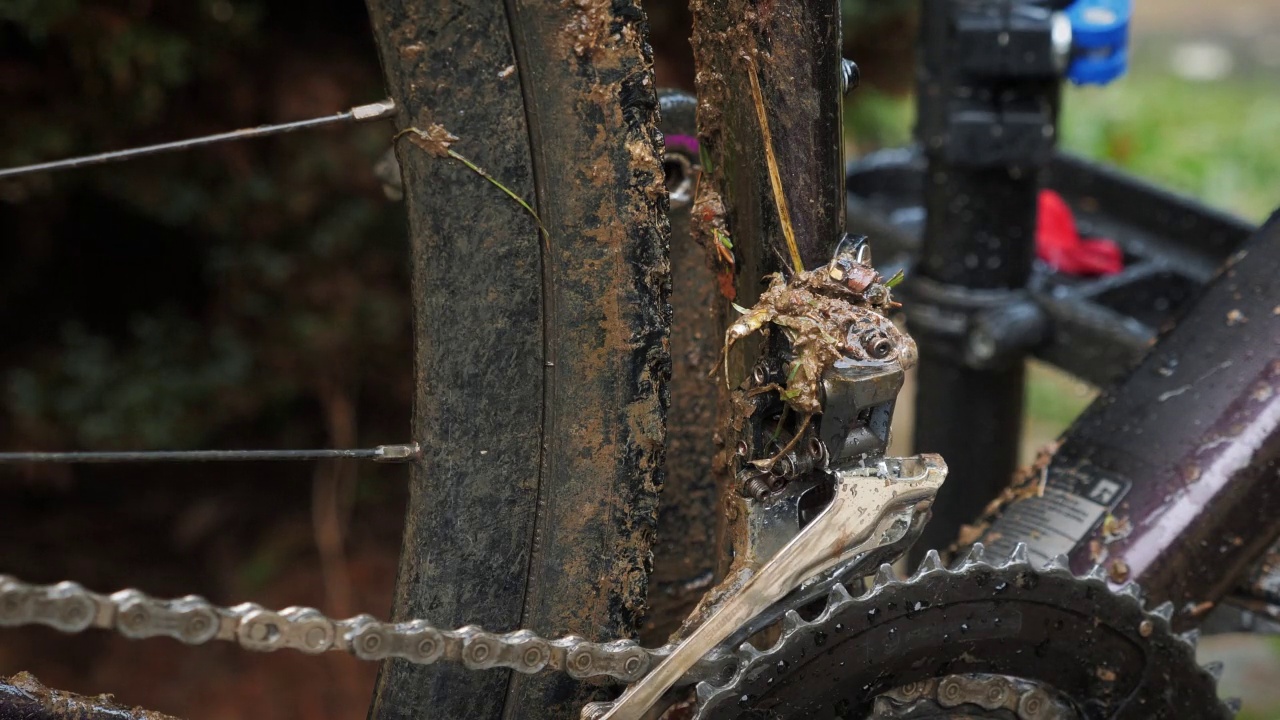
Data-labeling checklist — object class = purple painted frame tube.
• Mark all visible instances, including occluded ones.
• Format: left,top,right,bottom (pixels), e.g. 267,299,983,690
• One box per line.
976,212,1280,629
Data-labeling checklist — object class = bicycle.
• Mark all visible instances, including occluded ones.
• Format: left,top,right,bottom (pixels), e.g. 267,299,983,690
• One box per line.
0,0,1273,719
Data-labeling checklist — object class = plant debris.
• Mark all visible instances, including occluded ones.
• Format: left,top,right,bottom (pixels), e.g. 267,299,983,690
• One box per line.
395,124,550,247
720,244,911,416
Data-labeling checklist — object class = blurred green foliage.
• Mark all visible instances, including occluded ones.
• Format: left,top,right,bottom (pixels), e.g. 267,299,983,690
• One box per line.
1062,72,1280,222
0,1,408,454
844,89,914,154
842,0,916,25
841,42,1280,441
5,0,1275,459
845,61,1280,221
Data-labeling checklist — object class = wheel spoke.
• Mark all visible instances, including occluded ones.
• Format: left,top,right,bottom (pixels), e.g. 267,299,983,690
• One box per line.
0,442,419,464
0,99,396,180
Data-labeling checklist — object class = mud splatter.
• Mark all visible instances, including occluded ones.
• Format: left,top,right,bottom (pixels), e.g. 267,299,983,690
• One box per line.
2,673,182,720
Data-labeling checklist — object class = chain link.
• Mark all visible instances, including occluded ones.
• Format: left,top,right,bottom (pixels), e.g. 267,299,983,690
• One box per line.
874,674,1077,720
0,575,727,684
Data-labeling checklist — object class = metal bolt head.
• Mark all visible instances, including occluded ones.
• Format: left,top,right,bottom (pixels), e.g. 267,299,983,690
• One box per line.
968,329,997,362
753,364,770,386
864,284,888,306
841,59,861,96
862,330,894,360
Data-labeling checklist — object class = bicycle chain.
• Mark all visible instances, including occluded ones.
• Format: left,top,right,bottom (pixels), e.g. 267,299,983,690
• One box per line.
0,574,732,684
873,674,1077,719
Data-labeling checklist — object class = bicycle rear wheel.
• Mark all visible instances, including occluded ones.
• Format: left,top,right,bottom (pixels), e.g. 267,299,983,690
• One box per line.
364,1,670,718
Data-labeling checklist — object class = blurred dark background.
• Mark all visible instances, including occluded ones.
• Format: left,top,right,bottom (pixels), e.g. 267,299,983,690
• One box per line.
2,0,1278,717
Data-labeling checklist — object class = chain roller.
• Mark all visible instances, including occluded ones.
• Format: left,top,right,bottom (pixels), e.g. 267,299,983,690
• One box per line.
0,574,727,683
876,674,1077,720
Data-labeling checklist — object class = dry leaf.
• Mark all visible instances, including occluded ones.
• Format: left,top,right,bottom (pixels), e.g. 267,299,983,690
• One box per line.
403,123,459,158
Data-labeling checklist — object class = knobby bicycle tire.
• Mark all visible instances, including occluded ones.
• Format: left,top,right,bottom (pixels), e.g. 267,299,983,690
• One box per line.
364,0,670,718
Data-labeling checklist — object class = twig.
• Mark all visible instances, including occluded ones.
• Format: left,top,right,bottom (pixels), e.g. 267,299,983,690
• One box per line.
747,63,804,274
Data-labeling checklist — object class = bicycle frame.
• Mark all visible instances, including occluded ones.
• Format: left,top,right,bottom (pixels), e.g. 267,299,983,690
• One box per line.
656,0,1279,649
1,0,1276,716
841,0,1280,628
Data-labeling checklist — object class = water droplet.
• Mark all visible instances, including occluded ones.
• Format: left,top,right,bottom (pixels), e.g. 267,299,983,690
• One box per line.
866,608,878,622
960,623,970,633
814,631,828,647
776,660,788,672
994,582,1009,593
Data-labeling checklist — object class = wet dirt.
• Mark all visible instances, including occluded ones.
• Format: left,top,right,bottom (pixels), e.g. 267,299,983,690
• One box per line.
954,440,1062,551
723,267,912,416
2,671,184,720
643,200,722,645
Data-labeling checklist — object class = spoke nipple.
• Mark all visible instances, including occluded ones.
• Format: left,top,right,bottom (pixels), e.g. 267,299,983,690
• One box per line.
374,442,422,463
352,99,397,122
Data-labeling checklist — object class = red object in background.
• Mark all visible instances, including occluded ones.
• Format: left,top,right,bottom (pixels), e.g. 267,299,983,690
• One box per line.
1036,189,1124,276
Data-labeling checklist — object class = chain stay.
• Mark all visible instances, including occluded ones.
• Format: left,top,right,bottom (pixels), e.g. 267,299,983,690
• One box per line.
0,575,716,683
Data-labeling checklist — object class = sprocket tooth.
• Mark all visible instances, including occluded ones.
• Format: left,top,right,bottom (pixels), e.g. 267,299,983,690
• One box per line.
695,547,1226,719
781,609,805,633
695,681,718,704
735,643,763,665
1116,581,1144,604
1225,698,1243,716
911,550,944,580
1179,628,1200,650
827,583,853,607
873,564,898,588
1044,554,1071,572
1203,661,1224,681
1084,564,1108,582
952,542,987,570
1007,542,1031,566
1150,601,1175,622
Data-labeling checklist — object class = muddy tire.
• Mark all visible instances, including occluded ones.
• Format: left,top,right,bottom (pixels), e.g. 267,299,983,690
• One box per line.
364,1,670,718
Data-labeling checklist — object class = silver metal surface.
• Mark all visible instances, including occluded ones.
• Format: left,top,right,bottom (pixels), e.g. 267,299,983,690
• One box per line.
0,574,724,683
0,100,396,179
691,545,1235,720
589,455,948,720
1052,13,1074,74
0,443,420,464
874,674,1078,720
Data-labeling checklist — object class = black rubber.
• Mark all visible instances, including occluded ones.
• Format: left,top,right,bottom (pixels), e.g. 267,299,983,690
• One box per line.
364,0,670,718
